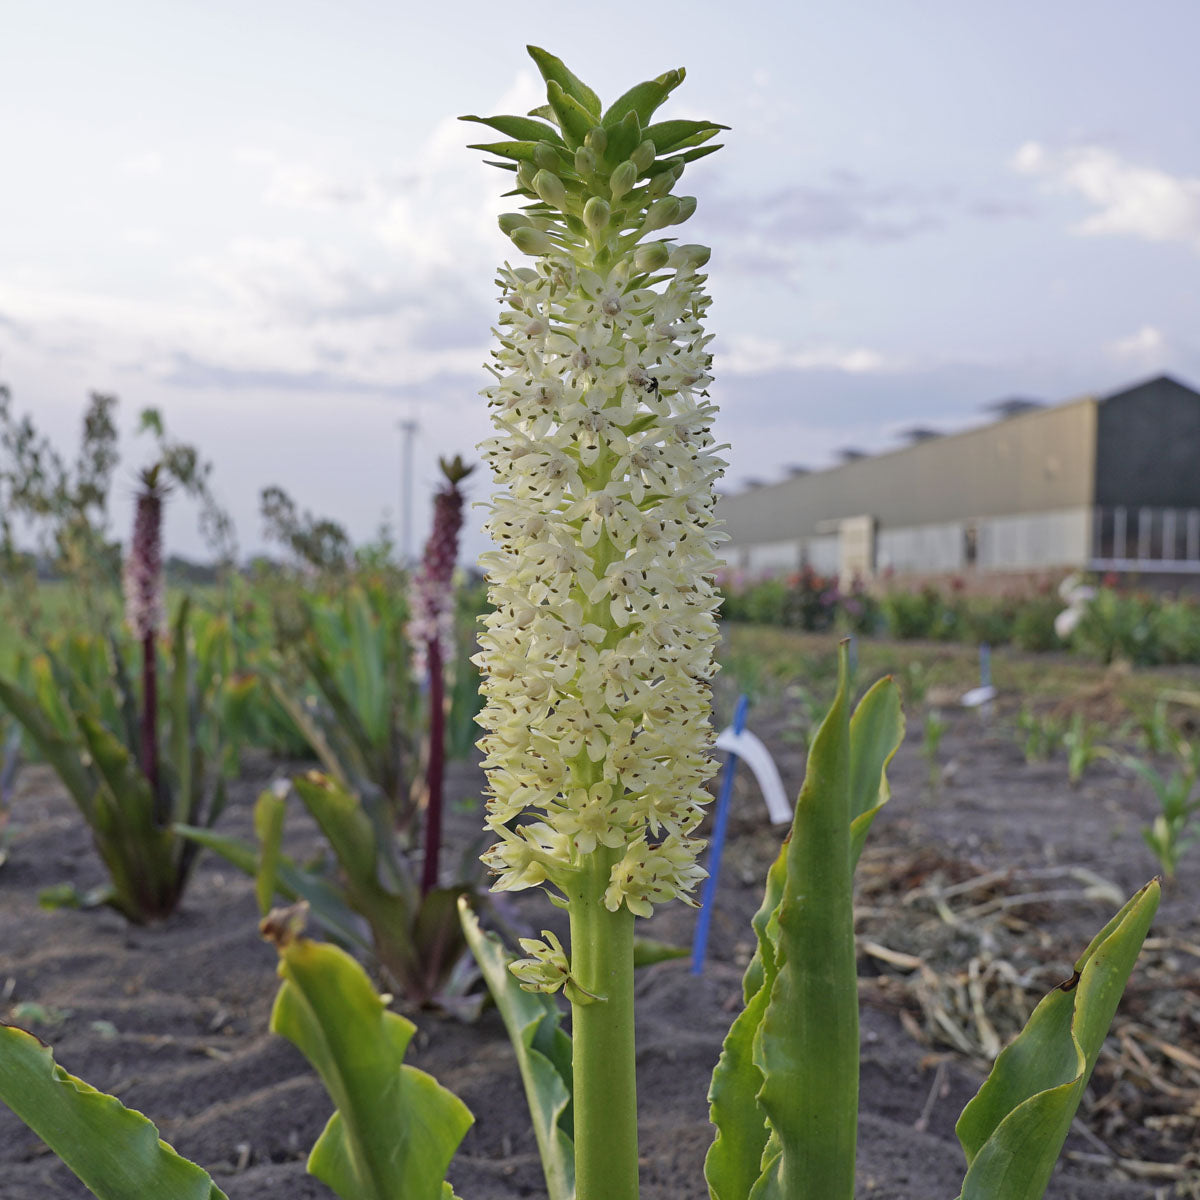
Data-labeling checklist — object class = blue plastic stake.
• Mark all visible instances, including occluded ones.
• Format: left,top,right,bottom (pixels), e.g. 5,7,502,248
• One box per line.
980,641,992,688
691,693,750,975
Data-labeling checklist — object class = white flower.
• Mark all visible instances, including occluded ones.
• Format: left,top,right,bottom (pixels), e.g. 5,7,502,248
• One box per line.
469,58,727,926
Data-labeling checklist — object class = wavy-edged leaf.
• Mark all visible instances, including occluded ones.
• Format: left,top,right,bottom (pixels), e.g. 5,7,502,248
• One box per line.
754,642,858,1199
267,933,472,1200
848,674,905,866
955,879,1160,1200
461,113,564,145
460,900,575,1200
0,1023,227,1199
706,811,792,1196
527,46,600,118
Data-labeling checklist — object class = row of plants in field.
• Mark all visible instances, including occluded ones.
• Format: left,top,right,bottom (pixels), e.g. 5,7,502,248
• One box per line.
719,569,1200,665
0,47,1168,1200
0,446,487,1019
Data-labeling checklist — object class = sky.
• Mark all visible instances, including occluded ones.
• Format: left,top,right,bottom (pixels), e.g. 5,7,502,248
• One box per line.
2,0,1198,566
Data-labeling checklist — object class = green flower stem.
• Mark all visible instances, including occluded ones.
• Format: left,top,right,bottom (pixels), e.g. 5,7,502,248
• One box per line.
567,849,638,1200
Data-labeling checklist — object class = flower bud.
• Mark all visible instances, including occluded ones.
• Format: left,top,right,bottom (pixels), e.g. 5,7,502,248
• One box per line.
584,126,607,156
533,143,560,171
645,165,683,200
574,145,597,175
668,243,711,269
510,226,557,256
516,161,537,192
641,196,682,233
631,139,656,172
633,241,670,273
609,160,637,200
498,212,533,236
533,169,569,210
583,195,611,233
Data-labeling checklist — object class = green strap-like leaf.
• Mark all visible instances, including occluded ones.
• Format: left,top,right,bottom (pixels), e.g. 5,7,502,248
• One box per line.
302,644,377,778
460,900,575,1200
466,139,545,164
604,109,642,166
253,788,287,917
545,80,597,149
170,596,193,826
460,113,565,145
631,935,689,967
262,670,354,792
0,1023,227,1199
0,674,96,818
174,822,371,954
755,641,858,1199
292,772,378,882
269,934,473,1200
526,46,601,118
848,674,905,866
643,119,729,155
288,773,422,989
601,70,682,130
955,879,1160,1200
709,666,903,1198
345,588,386,748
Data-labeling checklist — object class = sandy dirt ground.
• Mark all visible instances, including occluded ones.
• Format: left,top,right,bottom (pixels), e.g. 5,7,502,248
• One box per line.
1,678,1197,1199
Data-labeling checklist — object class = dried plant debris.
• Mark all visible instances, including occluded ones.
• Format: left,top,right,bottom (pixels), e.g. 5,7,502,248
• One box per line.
855,847,1200,1183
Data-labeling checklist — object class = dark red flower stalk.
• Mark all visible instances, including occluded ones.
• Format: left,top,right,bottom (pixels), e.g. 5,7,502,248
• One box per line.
123,467,167,824
412,455,474,896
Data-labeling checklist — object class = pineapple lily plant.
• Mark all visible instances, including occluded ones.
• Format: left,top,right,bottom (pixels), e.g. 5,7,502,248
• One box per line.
0,47,1164,1200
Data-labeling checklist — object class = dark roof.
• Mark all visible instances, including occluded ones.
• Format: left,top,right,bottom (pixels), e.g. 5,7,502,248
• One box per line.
983,396,1045,418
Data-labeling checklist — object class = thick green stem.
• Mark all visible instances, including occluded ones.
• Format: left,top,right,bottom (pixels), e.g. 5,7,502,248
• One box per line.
568,851,639,1200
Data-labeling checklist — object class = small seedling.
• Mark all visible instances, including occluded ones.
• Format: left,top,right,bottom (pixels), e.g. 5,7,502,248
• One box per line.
1063,711,1112,786
922,708,948,788
1124,742,1200,880
1016,704,1066,764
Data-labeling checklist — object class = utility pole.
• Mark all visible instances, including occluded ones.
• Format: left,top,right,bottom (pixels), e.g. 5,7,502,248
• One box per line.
398,417,419,566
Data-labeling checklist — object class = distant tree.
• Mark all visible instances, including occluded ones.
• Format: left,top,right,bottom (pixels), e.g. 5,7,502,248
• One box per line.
259,484,351,573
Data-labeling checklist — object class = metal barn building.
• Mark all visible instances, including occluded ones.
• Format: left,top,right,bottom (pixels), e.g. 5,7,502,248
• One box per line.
716,375,1200,584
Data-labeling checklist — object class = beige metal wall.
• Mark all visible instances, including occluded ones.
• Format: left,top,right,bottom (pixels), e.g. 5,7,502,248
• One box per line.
718,398,1099,547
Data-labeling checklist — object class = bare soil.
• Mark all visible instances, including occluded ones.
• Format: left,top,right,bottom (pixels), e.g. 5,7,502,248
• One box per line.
1,681,1197,1199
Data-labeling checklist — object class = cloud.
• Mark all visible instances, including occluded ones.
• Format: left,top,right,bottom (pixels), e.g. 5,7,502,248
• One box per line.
704,174,948,248
1106,324,1168,368
1013,142,1200,251
0,310,30,341
121,151,164,178
161,353,413,395
718,334,905,376
234,148,416,212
